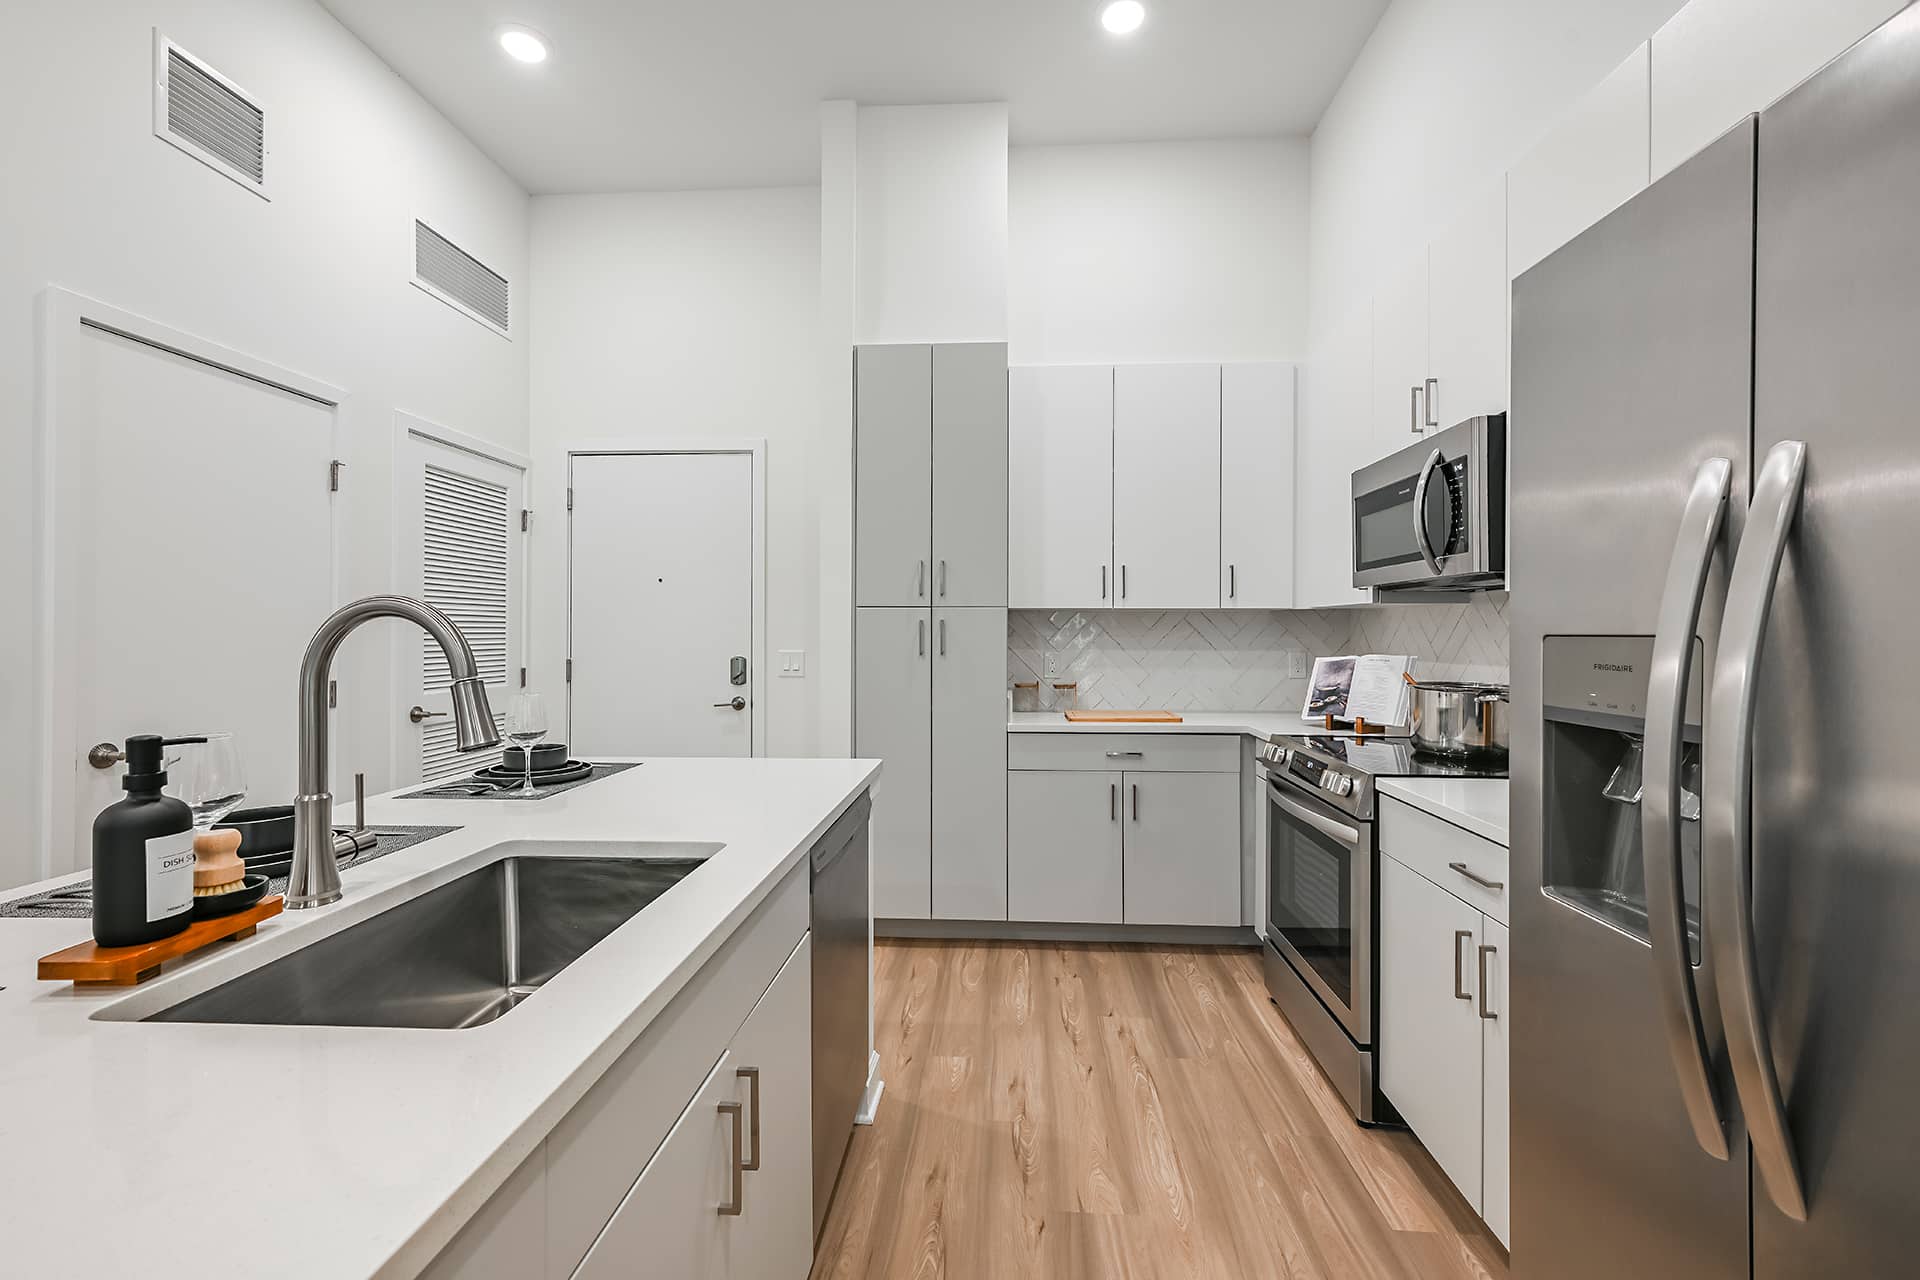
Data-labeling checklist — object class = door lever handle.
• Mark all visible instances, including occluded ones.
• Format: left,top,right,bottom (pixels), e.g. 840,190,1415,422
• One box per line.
408,705,447,723
713,697,747,711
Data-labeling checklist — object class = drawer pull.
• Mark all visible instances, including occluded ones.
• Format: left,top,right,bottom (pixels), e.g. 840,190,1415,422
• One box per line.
1105,750,1144,759
737,1067,761,1171
718,1101,745,1215
1449,861,1505,891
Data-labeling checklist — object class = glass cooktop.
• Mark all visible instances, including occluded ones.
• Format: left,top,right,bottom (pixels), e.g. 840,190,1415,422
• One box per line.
1282,735,1509,780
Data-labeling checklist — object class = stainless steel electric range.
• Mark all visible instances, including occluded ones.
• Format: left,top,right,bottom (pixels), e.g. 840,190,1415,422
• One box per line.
1257,734,1507,1124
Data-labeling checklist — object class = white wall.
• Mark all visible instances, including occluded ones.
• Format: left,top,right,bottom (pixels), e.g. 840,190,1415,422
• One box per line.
1009,139,1311,365
854,104,1009,344
0,0,529,889
527,187,822,756
1308,0,1687,335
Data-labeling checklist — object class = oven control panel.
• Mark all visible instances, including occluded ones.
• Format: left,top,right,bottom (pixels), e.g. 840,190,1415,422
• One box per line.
1260,738,1370,815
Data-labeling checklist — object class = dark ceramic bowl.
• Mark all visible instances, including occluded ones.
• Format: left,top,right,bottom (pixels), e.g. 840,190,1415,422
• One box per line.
502,742,569,773
221,805,296,857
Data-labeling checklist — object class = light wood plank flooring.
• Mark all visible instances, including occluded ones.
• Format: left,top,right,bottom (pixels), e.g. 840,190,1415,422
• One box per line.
812,940,1507,1280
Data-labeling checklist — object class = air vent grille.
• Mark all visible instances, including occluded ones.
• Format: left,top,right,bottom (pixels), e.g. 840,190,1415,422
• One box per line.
158,41,265,188
415,221,512,334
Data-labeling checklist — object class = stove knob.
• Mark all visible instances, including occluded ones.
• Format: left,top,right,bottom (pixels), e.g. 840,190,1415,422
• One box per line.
1331,775,1355,797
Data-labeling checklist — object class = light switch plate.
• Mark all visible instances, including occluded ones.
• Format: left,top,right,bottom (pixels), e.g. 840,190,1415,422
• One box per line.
1288,650,1310,679
777,650,806,678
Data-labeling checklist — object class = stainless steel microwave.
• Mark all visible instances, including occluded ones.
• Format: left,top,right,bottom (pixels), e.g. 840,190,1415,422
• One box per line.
1351,414,1506,592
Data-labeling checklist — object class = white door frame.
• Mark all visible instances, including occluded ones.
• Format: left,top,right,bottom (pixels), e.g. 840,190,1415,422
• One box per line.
388,412,532,783
34,287,346,881
564,439,768,757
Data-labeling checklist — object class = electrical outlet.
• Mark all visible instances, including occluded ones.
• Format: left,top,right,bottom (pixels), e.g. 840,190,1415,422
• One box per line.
1288,650,1310,679
1044,652,1061,679
777,650,806,678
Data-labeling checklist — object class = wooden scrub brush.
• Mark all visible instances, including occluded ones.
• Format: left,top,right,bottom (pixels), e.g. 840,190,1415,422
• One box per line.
192,828,247,898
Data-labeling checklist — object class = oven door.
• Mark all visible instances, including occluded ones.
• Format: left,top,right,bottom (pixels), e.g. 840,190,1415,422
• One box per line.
1266,777,1372,1041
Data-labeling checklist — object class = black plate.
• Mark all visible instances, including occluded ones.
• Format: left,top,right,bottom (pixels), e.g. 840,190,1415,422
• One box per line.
192,874,270,920
222,805,295,856
470,759,594,787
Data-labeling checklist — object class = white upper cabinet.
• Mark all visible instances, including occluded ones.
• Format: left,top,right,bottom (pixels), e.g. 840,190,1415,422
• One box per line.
932,343,1009,607
1295,309,1373,609
855,344,933,607
1509,42,1652,279
1010,365,1114,609
1220,363,1296,609
1113,364,1222,609
1427,176,1510,427
1370,253,1431,456
1651,0,1908,179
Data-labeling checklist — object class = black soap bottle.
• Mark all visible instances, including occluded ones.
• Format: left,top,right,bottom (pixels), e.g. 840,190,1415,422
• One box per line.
92,735,200,947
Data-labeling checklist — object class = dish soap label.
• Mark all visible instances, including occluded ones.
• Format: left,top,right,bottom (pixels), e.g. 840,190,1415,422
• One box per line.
146,829,196,923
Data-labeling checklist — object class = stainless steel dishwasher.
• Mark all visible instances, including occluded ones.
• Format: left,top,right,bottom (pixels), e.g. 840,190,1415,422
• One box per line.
809,791,870,1239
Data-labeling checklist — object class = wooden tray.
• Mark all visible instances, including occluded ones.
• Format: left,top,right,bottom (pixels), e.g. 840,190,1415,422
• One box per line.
38,896,284,987
1063,710,1185,723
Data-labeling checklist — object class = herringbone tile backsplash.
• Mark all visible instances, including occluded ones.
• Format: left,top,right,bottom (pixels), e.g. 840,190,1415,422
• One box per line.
1008,594,1508,714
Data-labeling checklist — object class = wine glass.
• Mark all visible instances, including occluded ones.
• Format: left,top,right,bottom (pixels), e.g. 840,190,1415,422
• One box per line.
177,733,248,831
505,693,550,798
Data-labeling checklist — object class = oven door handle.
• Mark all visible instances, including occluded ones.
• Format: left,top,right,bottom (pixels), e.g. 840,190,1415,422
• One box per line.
1411,447,1446,576
1269,787,1363,848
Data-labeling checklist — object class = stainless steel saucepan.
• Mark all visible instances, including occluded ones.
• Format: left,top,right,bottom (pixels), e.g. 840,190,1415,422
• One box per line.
1407,679,1510,761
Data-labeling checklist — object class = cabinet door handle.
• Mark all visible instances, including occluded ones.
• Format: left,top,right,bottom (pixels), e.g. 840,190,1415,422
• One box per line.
1424,376,1439,428
1121,564,1128,599
1110,782,1117,822
939,618,947,656
1101,565,1108,599
737,1067,761,1170
1448,861,1505,891
717,1101,745,1215
917,619,926,657
1410,385,1424,436
938,559,948,598
917,559,926,598
1453,930,1473,1001
1229,563,1237,600
1131,783,1139,821
1477,946,1498,1020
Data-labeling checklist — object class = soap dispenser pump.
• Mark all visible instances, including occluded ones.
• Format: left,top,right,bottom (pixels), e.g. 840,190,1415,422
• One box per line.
91,734,205,947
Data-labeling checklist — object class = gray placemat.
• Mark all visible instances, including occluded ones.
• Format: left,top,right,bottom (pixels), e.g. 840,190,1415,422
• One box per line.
0,824,461,920
395,760,639,801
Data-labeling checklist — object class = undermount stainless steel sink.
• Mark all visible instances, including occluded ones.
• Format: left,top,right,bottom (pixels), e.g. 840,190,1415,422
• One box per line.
145,848,717,1029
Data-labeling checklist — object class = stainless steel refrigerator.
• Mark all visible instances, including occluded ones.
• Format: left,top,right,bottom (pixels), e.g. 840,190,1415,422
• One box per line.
1510,9,1920,1276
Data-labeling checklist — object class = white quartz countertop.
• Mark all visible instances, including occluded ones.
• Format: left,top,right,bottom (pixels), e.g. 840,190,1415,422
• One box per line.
1378,777,1510,846
1007,710,1312,741
0,755,879,1279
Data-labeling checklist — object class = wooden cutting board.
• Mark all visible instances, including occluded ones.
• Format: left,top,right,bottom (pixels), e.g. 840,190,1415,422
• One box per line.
1062,710,1184,723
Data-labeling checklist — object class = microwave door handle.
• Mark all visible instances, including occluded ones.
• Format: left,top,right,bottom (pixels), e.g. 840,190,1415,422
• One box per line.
1269,787,1363,848
1705,439,1809,1222
1411,447,1445,576
1644,455,1733,1161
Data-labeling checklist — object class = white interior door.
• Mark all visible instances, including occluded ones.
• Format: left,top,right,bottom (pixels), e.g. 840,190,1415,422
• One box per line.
568,452,755,757
398,430,525,783
51,318,336,872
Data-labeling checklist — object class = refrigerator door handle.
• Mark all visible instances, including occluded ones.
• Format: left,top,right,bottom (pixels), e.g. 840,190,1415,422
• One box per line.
1412,447,1446,575
1644,455,1734,1161
1706,439,1809,1222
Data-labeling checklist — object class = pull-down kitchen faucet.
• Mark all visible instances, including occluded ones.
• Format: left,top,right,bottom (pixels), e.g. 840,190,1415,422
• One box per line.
287,596,501,909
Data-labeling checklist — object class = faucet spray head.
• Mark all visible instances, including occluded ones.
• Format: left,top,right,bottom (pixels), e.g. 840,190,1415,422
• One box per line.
450,678,502,752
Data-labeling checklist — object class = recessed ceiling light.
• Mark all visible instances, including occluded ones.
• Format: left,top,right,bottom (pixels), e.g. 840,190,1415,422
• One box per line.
496,25,549,64
1100,1,1146,35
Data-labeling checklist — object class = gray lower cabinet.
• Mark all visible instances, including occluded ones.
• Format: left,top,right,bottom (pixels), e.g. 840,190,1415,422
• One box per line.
1007,733,1243,929
855,608,932,918
931,607,1008,919
1007,769,1124,924
1121,771,1241,926
855,344,933,608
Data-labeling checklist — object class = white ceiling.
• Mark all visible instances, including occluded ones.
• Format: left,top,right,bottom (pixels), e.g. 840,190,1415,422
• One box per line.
318,0,1388,194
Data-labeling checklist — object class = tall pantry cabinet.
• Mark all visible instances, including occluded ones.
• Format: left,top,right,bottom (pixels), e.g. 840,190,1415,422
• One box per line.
854,343,1009,921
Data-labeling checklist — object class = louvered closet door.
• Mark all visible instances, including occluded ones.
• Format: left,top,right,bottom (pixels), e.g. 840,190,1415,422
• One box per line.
401,432,526,782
